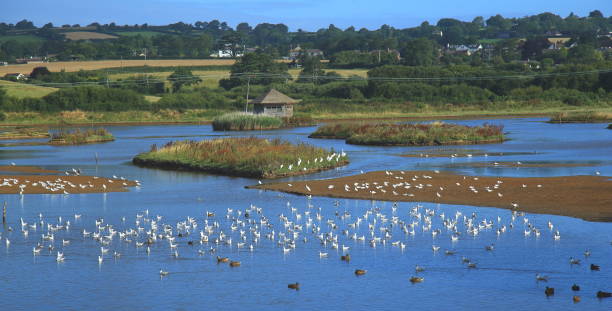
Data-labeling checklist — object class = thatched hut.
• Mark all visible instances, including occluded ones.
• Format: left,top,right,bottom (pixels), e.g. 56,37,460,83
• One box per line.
250,89,299,118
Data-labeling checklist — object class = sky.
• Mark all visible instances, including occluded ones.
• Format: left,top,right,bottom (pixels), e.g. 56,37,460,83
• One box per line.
2,0,610,31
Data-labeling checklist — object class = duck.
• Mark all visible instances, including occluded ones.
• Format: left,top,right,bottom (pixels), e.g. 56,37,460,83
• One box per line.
415,265,425,273
572,284,580,291
569,257,580,265
597,291,611,298
545,287,555,297
536,274,548,282
229,261,241,267
590,264,600,271
159,269,169,276
216,256,229,263
288,282,300,290
410,276,424,283
340,254,351,262
354,269,367,276
573,296,581,303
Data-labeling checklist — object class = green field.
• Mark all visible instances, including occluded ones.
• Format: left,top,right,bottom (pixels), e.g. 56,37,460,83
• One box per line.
0,35,44,43
0,80,57,98
112,31,167,38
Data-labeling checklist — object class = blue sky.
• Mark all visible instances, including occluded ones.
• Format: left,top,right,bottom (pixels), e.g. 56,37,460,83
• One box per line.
2,0,610,31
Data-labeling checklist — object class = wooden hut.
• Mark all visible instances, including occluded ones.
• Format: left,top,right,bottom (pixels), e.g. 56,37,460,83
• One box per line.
250,89,299,118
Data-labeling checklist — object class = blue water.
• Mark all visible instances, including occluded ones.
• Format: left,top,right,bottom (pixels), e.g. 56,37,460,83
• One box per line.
1,118,611,310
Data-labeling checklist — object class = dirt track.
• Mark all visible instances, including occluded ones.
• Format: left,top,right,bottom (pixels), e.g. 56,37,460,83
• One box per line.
248,170,612,222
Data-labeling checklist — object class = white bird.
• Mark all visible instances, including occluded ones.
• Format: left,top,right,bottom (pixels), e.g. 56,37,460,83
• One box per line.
98,256,103,264
159,269,169,276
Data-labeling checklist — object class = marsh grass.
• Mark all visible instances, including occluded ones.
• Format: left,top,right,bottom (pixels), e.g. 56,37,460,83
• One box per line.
549,111,612,123
50,128,114,145
0,127,50,140
310,122,505,146
133,137,348,178
212,113,315,131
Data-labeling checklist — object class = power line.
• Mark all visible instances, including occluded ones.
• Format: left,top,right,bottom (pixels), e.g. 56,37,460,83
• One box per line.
2,68,611,88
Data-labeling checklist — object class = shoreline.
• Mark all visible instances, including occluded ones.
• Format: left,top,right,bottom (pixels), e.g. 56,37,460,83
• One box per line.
247,170,612,222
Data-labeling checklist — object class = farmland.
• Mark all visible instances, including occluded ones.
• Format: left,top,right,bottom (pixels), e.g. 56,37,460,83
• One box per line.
0,80,57,98
62,31,119,40
0,59,236,76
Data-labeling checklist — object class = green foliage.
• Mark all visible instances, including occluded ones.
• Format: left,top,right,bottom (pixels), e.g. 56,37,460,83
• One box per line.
329,50,399,68
133,137,348,178
113,74,165,95
549,111,612,123
400,38,438,66
311,122,505,146
41,86,149,112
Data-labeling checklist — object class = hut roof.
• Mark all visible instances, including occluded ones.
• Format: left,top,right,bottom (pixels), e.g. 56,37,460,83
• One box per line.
249,89,300,105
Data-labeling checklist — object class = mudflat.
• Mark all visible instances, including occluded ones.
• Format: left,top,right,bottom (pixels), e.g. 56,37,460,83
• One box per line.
249,170,612,222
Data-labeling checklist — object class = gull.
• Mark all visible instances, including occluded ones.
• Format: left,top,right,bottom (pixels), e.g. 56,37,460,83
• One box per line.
56,252,65,262
98,256,103,264
305,185,311,192
536,274,548,282
319,251,328,258
159,269,169,277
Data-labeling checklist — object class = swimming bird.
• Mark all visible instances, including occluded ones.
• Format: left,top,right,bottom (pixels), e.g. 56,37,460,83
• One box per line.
216,256,229,263
159,269,169,277
596,291,611,298
573,296,581,303
572,284,580,291
288,283,300,290
319,251,328,258
56,252,65,262
98,256,103,264
354,269,367,276
415,265,424,273
341,254,351,262
410,276,424,283
590,264,600,271
229,261,241,267
545,287,555,297
535,274,548,282
569,257,580,265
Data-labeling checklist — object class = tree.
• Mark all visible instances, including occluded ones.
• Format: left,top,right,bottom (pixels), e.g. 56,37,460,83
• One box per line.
401,38,438,66
30,67,51,80
167,68,201,92
588,10,604,18
297,56,325,83
521,37,550,60
219,51,290,89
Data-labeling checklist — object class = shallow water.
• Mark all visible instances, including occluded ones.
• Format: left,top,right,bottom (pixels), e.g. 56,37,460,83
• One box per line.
1,118,611,310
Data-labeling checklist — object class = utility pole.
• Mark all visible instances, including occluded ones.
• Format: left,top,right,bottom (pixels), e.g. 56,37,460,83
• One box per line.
245,75,251,113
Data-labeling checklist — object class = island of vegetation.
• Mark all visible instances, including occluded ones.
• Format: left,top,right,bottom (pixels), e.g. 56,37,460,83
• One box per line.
212,112,314,131
49,128,114,145
548,111,612,123
309,122,505,146
0,127,50,140
132,137,348,178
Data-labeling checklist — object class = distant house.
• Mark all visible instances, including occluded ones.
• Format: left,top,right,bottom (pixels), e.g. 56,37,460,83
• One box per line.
250,89,300,118
15,56,47,64
546,37,571,50
446,44,483,56
4,73,27,81
288,46,324,60
0,61,8,66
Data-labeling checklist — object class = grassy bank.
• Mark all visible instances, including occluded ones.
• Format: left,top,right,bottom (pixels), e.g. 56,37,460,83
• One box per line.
1,105,611,127
212,113,315,131
310,122,505,146
132,137,348,178
49,128,114,145
0,127,50,140
548,111,612,123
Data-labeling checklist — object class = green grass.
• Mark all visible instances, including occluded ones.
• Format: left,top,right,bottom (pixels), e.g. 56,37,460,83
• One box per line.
0,80,58,98
133,137,348,178
548,111,612,123
310,122,505,146
49,128,114,145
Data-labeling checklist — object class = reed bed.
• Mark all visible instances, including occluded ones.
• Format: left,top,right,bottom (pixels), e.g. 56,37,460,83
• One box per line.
0,127,50,140
212,113,283,131
132,137,348,178
549,111,612,123
49,128,114,145
310,122,505,146
212,113,315,131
